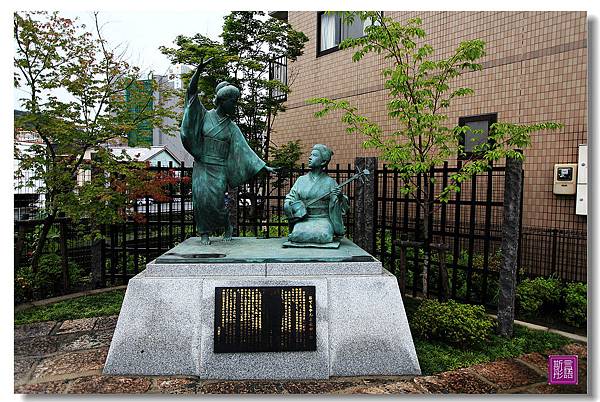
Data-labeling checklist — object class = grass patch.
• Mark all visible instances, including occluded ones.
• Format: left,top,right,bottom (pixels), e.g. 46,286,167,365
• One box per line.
14,289,126,325
415,325,573,375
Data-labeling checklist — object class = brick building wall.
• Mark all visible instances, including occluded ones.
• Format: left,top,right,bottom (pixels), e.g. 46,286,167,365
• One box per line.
271,11,587,233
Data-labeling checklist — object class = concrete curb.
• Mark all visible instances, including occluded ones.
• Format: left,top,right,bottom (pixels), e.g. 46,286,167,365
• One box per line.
488,314,587,343
15,286,128,313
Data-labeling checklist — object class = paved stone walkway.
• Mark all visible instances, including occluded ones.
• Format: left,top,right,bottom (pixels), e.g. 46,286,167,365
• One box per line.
14,316,587,394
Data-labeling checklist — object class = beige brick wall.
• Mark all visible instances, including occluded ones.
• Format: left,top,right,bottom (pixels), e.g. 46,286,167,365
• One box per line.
271,11,587,232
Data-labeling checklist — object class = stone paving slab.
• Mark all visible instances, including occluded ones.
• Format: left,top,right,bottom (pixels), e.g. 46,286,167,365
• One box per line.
197,380,363,394
14,357,39,383
149,377,200,394
345,380,424,394
14,321,57,339
31,348,108,379
66,375,153,394
414,369,498,394
473,359,544,390
57,330,114,352
93,316,119,331
15,336,59,357
55,317,98,334
14,379,71,394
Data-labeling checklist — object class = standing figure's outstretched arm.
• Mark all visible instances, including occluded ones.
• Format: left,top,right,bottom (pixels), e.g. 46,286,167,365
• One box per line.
186,57,214,104
181,57,214,159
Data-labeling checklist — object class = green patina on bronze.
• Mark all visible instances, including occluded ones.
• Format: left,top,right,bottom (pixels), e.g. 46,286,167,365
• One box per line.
181,61,274,245
283,144,349,247
155,237,375,263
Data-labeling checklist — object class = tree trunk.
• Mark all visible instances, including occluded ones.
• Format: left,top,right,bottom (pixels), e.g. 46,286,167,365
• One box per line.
30,213,56,273
497,155,523,337
422,213,430,298
14,222,27,271
420,170,432,299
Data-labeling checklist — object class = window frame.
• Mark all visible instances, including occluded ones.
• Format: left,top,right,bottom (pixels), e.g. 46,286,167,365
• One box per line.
316,11,381,57
458,113,497,160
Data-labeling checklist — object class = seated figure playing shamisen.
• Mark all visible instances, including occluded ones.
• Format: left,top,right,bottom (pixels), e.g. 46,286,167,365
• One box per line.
283,144,349,245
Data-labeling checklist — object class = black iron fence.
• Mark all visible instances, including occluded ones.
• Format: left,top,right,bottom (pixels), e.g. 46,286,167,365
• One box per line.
374,161,508,306
14,161,587,304
373,161,587,306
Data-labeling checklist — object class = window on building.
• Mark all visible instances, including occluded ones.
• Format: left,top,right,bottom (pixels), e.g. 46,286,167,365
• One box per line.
269,56,287,102
458,113,497,159
317,12,379,56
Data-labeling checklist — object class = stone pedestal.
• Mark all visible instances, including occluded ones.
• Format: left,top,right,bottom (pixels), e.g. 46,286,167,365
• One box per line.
103,237,421,379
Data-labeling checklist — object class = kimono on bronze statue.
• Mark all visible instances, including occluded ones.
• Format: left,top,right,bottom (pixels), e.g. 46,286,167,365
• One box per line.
181,92,266,234
284,172,349,244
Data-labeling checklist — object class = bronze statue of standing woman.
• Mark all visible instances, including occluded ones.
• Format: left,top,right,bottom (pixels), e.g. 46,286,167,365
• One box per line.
180,59,277,245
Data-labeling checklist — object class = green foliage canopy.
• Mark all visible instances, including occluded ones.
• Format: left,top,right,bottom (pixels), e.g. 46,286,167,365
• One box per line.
14,11,179,270
160,11,309,159
308,13,561,206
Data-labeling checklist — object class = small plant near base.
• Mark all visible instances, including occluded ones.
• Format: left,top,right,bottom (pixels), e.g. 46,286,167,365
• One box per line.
15,254,85,304
561,282,587,328
516,276,562,319
411,299,494,348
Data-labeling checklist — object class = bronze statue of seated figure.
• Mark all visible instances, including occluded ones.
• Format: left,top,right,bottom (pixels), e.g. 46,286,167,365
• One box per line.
283,144,349,247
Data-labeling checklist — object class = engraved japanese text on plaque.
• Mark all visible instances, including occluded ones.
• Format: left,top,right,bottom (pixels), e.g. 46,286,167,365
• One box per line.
214,286,317,353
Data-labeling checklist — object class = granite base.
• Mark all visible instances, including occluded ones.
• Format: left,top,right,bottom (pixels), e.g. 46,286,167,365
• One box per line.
103,238,420,379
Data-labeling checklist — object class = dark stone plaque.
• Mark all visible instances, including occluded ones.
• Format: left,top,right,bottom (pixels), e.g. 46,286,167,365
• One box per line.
214,286,317,353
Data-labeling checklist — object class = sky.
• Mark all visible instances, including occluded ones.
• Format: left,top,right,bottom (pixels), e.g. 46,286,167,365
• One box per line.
13,10,229,109
68,11,227,75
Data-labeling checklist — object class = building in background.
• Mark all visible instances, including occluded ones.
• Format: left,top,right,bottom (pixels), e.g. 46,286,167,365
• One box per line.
269,11,587,277
109,145,182,168
14,129,45,220
153,70,195,167
124,68,194,167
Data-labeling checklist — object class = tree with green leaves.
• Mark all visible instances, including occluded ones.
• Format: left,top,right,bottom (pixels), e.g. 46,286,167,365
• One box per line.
160,11,308,222
14,11,178,273
309,12,561,297
160,11,308,161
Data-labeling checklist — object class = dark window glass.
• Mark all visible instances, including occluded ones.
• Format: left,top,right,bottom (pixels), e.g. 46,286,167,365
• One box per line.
464,120,489,153
458,113,497,159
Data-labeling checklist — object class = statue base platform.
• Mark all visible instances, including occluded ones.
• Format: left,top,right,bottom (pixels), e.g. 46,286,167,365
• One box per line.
103,237,421,379
281,240,340,248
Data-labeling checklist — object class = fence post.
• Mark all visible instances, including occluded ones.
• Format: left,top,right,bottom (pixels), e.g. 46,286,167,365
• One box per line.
14,221,27,271
91,225,105,289
497,155,524,337
353,157,377,254
397,241,407,296
228,186,238,236
432,243,449,302
59,219,69,292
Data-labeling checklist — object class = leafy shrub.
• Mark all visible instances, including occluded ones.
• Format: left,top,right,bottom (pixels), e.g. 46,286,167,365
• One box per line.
15,253,84,304
561,282,587,328
411,299,494,348
516,277,562,318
